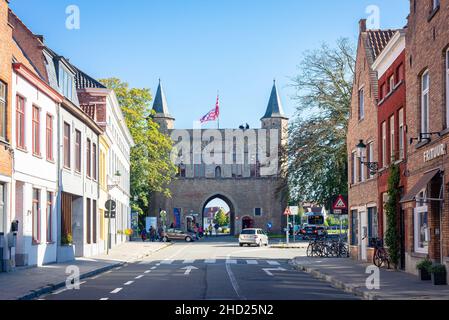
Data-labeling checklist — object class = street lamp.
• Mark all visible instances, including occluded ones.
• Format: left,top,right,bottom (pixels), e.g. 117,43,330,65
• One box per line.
106,171,121,255
356,140,378,175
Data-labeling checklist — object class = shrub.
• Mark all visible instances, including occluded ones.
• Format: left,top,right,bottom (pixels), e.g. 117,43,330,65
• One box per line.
430,264,447,274
416,258,432,272
61,233,73,245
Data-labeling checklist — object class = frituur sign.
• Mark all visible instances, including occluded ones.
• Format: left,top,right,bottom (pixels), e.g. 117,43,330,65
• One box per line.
424,144,446,162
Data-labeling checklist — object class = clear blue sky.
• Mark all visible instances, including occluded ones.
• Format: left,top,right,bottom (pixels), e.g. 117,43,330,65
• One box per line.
10,0,409,129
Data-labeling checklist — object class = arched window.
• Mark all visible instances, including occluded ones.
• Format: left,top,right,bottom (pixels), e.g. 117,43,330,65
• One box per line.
177,164,186,178
215,166,222,178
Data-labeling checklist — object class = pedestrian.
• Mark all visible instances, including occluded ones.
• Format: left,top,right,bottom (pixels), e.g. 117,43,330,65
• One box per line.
157,225,164,241
149,226,156,242
198,225,204,238
140,228,147,242
193,224,199,240
214,223,219,236
170,222,175,229
208,224,213,237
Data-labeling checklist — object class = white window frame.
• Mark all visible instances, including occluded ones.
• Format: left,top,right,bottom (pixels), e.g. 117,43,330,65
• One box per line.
0,81,6,139
389,75,395,93
351,151,357,184
358,87,365,120
421,71,430,137
446,49,449,128
390,115,395,162
414,204,429,254
398,108,405,160
382,122,387,167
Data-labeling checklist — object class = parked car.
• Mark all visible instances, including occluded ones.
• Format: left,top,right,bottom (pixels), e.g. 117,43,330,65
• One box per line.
239,228,269,247
303,225,327,237
161,228,195,242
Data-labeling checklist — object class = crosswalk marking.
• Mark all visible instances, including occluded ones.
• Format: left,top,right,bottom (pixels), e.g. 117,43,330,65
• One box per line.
124,281,134,286
111,288,122,294
226,259,237,264
183,259,195,264
144,270,151,274
161,260,174,265
135,275,144,279
246,260,258,265
266,261,280,266
205,259,216,264
100,298,109,301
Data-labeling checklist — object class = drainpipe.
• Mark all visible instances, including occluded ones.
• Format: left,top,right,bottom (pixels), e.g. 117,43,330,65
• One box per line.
56,103,62,262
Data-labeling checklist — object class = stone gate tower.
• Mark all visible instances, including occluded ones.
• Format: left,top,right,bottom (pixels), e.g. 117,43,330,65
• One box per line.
149,80,289,234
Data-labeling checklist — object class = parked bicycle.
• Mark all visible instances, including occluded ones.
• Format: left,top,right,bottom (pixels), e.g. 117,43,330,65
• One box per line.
306,236,349,258
371,238,391,269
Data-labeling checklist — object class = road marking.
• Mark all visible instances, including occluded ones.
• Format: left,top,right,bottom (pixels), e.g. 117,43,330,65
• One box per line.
156,263,161,266
181,266,198,275
263,267,286,276
183,259,195,264
205,259,216,264
144,270,151,274
246,260,258,265
110,288,122,294
161,259,174,264
135,275,144,279
226,259,237,264
124,281,134,286
100,298,109,301
151,266,157,270
266,261,280,266
52,288,67,295
115,267,122,270
90,274,102,280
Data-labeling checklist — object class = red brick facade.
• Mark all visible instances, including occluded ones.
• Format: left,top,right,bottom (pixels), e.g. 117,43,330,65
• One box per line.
403,0,449,276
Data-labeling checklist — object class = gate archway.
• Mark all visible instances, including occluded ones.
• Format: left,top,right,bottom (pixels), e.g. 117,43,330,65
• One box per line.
201,194,236,235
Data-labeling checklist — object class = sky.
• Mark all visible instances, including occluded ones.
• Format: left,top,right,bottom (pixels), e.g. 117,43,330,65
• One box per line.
10,0,409,129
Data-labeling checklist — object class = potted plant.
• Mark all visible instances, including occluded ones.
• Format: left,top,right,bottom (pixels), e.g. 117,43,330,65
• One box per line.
430,264,447,286
61,233,73,246
416,258,432,281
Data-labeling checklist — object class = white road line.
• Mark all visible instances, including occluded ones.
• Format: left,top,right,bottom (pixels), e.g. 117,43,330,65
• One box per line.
183,259,195,264
124,281,134,286
52,288,67,295
246,260,258,265
161,259,174,264
156,263,161,266
110,288,122,294
100,298,109,301
115,267,122,270
226,259,237,264
266,261,280,266
135,275,144,279
151,266,157,270
144,270,151,274
204,259,216,264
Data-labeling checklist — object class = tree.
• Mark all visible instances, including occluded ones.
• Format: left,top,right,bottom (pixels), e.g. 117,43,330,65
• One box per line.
288,38,355,205
385,163,401,268
100,78,177,218
214,208,228,227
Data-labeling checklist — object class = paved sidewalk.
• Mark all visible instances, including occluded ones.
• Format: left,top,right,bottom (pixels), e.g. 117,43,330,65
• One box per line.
291,256,449,300
0,241,171,300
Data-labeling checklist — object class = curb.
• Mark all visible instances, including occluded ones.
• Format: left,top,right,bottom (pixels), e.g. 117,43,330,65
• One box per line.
18,242,173,300
290,260,380,300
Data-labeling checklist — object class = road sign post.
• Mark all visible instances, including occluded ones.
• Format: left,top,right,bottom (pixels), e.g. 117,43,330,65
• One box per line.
284,207,292,245
332,195,348,241
105,199,117,255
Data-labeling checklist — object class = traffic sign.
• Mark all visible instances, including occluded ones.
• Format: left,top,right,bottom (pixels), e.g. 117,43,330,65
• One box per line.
105,200,116,211
333,195,347,210
333,209,342,215
283,207,292,216
289,206,299,216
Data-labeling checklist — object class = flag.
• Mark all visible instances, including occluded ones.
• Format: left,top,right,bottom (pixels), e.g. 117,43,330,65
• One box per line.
200,95,220,123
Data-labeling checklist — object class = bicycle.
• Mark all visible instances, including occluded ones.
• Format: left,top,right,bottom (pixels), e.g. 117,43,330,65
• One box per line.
371,238,391,269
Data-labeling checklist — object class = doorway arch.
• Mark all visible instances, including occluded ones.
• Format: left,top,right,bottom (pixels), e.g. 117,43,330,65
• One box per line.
201,194,236,235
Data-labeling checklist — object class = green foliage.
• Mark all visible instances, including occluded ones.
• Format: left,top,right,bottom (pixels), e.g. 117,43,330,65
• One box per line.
61,233,73,246
100,78,177,217
430,264,447,274
288,38,355,205
416,258,432,272
214,208,228,227
385,163,401,268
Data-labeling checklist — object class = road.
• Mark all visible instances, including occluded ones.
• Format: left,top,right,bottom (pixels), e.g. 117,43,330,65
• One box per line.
41,237,358,300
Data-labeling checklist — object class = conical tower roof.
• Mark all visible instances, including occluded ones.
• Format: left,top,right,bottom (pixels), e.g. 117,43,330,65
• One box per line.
152,79,173,118
261,80,288,120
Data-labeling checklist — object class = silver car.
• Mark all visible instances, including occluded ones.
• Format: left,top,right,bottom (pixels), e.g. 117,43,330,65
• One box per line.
239,228,269,247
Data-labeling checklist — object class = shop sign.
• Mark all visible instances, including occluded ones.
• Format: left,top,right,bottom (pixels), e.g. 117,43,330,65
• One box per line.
424,144,446,162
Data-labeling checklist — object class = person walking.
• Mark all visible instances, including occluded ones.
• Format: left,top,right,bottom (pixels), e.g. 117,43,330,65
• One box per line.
208,224,213,237
140,228,147,242
149,226,156,242
157,225,164,242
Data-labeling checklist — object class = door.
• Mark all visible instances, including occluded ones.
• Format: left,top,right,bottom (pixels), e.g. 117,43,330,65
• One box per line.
359,211,368,261
0,184,4,234
399,209,406,270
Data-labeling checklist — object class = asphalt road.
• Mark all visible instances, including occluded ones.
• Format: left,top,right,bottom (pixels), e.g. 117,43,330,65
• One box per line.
41,237,358,300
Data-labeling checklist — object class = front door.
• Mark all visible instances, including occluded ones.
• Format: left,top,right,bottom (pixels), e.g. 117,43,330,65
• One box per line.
359,211,368,261
399,209,406,270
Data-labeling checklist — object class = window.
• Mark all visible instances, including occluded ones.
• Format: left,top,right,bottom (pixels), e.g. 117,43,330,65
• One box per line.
63,122,71,168
32,106,40,156
351,210,358,246
254,208,262,216
421,71,430,137
390,115,395,162
16,95,25,149
0,183,5,234
358,155,364,183
86,138,91,178
59,66,74,100
75,130,81,172
382,122,387,167
32,188,41,244
414,204,429,253
93,200,97,244
380,83,386,100
351,151,357,184
389,75,395,93
215,166,222,178
46,114,53,161
398,109,405,160
397,64,404,83
86,198,91,244
358,88,365,120
92,143,97,180
0,81,6,139
446,49,449,128
367,142,374,179
368,207,378,245
432,0,440,11
46,192,53,242
100,150,106,188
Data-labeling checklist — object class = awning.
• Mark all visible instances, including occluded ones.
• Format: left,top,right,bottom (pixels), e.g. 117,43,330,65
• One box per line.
400,169,441,203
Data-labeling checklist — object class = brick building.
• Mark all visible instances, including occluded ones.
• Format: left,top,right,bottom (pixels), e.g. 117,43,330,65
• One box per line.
347,19,396,262
401,0,449,279
372,30,408,270
0,0,13,272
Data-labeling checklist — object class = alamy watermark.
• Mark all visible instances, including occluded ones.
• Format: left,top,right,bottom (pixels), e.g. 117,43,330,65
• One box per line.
366,5,380,29
66,5,80,30
365,265,380,290
65,265,81,290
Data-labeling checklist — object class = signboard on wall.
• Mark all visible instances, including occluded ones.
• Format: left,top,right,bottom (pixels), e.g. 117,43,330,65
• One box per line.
174,208,181,228
145,217,157,231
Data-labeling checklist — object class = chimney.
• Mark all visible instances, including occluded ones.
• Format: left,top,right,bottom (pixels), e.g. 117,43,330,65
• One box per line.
359,19,367,33
35,34,44,43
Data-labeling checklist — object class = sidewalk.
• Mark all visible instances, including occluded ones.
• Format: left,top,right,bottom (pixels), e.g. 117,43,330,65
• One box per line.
0,241,171,300
291,256,449,300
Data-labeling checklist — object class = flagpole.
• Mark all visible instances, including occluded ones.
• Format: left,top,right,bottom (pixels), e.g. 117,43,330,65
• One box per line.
217,90,220,130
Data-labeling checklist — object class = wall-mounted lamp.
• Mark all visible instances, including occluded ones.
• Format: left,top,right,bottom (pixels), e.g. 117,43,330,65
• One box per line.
356,140,379,175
